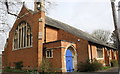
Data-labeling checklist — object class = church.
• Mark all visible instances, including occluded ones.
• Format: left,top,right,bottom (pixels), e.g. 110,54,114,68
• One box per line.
2,1,118,72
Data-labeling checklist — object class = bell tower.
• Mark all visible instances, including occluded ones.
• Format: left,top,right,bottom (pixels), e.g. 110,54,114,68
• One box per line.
34,0,45,70
34,0,45,12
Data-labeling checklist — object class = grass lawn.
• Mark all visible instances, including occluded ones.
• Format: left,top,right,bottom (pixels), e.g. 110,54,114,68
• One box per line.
0,69,2,72
101,66,112,70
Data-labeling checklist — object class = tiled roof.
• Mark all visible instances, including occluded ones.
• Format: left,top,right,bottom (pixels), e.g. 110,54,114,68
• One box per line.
26,7,115,49
45,16,116,49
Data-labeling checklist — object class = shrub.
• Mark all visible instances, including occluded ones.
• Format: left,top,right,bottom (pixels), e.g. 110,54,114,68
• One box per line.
77,59,103,72
3,67,25,72
3,66,37,73
14,61,23,70
110,60,118,67
3,67,13,72
26,69,38,74
40,58,52,72
101,66,111,70
91,60,103,71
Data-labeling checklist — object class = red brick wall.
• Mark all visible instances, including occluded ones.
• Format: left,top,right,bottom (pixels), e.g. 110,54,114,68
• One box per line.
61,41,77,72
44,40,77,72
88,44,105,64
44,28,89,67
91,45,97,59
58,30,89,63
45,26,58,42
2,6,42,69
116,51,118,60
44,41,62,72
104,49,112,66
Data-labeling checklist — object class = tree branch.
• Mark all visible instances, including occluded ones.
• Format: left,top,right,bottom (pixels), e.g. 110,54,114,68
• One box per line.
4,0,19,17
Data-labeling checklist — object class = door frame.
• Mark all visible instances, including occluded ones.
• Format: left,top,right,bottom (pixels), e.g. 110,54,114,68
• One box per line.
64,44,77,72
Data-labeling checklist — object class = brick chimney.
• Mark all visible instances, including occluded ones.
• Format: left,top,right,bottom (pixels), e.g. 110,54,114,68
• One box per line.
34,0,45,70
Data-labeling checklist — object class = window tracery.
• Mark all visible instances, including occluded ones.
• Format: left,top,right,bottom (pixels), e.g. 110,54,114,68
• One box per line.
13,21,32,50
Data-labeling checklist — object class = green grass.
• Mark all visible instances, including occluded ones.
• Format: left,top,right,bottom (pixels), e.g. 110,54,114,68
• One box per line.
3,69,27,73
0,69,2,72
101,66,111,70
3,68,39,74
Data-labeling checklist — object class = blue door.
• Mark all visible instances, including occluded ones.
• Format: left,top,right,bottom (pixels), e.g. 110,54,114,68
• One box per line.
66,49,74,72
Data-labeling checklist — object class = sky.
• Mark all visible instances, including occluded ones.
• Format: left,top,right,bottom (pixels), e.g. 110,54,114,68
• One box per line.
0,0,120,52
24,0,119,33
47,1,114,33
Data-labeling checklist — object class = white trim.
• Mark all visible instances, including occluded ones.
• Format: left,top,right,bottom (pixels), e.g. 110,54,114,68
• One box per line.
96,58,104,60
109,58,112,60
12,46,32,51
12,22,33,50
23,25,25,47
46,49,53,58
20,27,22,48
114,51,116,60
18,26,19,48
88,44,92,62
97,48,104,59
25,23,27,47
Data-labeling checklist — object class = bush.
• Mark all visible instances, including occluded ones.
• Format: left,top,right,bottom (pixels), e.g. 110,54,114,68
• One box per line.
3,67,13,72
26,69,38,74
14,61,23,70
3,66,38,73
40,58,52,72
77,59,103,72
101,66,111,70
110,60,118,67
3,67,26,72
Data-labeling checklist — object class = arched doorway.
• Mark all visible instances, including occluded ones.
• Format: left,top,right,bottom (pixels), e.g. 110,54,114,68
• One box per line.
66,49,73,72
65,45,77,72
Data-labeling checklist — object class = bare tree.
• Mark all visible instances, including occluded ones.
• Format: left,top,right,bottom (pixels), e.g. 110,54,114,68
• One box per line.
0,0,56,32
0,0,23,52
110,30,117,48
92,29,111,42
0,0,23,32
45,0,57,14
0,0,56,51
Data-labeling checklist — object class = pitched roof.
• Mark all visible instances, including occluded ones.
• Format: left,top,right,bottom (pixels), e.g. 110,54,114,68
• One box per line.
45,16,116,49
21,6,115,49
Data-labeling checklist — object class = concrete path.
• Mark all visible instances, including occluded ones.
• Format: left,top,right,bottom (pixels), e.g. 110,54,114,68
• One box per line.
63,67,119,74
98,67,119,72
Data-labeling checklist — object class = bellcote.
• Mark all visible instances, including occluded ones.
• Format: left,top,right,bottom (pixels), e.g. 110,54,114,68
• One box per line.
34,0,45,12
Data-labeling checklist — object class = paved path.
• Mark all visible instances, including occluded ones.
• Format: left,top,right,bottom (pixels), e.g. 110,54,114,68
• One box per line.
64,67,119,74
98,67,119,72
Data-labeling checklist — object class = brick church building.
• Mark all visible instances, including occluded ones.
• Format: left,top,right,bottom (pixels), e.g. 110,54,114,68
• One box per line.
2,1,118,72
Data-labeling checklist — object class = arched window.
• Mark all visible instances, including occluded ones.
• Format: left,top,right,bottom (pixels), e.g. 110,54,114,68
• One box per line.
13,21,32,50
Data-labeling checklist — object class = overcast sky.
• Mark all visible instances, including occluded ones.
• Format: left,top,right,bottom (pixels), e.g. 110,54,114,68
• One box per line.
24,0,119,33
48,1,114,33
0,0,120,52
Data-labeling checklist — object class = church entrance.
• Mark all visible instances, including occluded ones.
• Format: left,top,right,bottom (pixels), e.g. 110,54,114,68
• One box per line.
66,49,74,72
